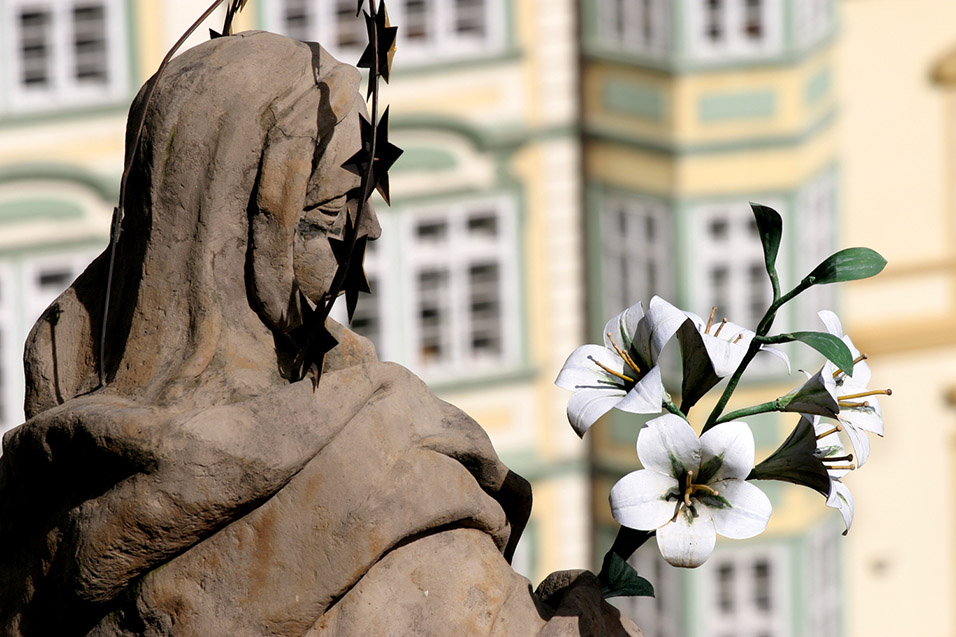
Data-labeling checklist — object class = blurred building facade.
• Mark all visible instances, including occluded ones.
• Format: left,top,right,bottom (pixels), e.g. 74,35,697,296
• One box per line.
1,1,955,636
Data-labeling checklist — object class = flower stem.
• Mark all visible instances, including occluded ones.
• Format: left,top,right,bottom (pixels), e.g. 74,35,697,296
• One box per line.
663,397,687,419
715,398,784,425
703,277,815,433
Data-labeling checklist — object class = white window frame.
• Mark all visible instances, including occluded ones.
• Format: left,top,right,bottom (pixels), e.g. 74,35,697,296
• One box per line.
332,195,521,381
685,0,783,62
401,195,520,378
698,542,792,637
600,192,673,317
2,0,128,113
689,199,783,335
797,171,837,330
806,523,842,637
595,0,670,59
793,0,833,50
267,0,506,65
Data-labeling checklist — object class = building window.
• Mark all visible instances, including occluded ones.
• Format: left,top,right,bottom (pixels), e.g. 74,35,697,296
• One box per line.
687,0,782,61
611,541,683,637
793,0,833,49
690,201,778,334
269,0,504,64
807,524,841,637
797,171,837,329
333,195,520,381
699,544,789,636
600,193,673,317
595,0,669,58
2,0,127,113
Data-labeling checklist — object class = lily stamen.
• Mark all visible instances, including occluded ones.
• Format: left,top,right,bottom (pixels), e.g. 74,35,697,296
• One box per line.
827,464,856,471
589,356,636,383
605,332,642,375
833,354,869,378
840,388,893,401
816,424,843,440
683,470,695,506
824,454,854,463
705,306,717,333
733,333,744,344
681,470,719,508
839,400,868,409
713,318,728,337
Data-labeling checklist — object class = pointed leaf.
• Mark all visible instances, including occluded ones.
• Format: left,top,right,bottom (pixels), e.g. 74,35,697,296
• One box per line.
751,203,783,277
600,551,655,599
779,331,853,375
807,247,887,284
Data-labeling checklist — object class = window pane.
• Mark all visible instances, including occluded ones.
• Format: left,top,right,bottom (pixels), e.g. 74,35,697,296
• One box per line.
468,262,501,357
19,8,52,87
744,0,764,40
454,0,486,37
73,3,109,83
417,268,448,363
404,0,431,41
283,0,312,40
754,559,772,610
416,219,448,243
334,0,364,49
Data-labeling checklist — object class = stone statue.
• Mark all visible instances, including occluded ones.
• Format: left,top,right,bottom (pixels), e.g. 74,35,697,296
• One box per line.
0,32,641,636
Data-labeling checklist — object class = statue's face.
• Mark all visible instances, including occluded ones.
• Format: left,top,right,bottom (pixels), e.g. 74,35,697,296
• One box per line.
292,107,381,306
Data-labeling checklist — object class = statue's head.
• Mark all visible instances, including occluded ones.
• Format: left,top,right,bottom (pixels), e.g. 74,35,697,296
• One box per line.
25,32,380,413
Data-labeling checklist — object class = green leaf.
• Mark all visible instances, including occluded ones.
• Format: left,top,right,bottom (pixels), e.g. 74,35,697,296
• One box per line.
751,203,783,277
600,551,655,599
772,331,854,376
807,247,887,285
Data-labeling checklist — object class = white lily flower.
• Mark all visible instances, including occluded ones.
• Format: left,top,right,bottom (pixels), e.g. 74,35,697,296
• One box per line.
810,415,856,534
555,297,687,437
677,307,790,411
610,414,772,568
817,310,890,467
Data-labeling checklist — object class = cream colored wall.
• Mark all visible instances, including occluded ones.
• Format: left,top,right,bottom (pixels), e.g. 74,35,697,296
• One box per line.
839,1,956,636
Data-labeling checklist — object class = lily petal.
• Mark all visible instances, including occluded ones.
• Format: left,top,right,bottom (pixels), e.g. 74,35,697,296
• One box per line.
827,478,854,534
567,387,626,437
636,296,688,364
708,479,772,539
604,301,645,357
616,365,665,415
656,506,717,568
818,310,844,339
839,415,872,467
610,470,680,531
699,420,756,483
555,344,630,391
637,413,701,477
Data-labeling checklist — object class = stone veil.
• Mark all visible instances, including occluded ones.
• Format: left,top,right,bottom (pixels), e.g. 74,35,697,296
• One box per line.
0,31,641,636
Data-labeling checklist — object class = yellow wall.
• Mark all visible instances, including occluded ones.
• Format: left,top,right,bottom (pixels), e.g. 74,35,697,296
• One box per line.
839,1,956,635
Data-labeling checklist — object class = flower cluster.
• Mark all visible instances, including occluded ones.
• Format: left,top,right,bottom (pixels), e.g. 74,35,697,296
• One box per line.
554,204,888,595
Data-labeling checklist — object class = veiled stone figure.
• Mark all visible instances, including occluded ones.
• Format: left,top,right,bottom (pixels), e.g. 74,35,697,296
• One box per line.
0,32,640,636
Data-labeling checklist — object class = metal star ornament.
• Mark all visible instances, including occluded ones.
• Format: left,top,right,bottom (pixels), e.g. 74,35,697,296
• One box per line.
341,107,403,204
328,212,372,322
357,3,398,86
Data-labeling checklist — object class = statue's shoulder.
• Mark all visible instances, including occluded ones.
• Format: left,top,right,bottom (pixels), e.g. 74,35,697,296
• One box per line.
323,318,383,371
